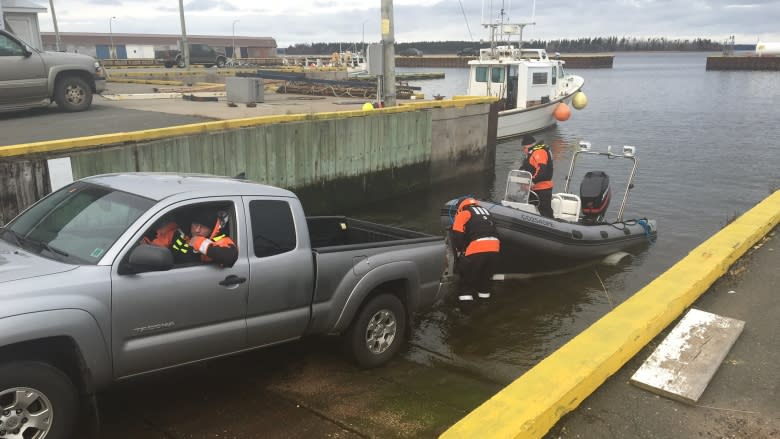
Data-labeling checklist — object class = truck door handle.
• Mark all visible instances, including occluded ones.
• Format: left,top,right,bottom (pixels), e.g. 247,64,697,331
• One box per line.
219,275,247,286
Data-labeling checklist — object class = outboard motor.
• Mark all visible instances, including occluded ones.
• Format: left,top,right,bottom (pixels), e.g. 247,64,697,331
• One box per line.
580,171,611,223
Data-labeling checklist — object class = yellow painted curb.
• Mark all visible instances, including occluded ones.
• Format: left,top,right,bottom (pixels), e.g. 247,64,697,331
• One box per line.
0,98,495,158
441,189,780,439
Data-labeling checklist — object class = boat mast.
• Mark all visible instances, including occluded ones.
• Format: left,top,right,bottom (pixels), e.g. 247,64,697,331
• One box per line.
482,0,535,55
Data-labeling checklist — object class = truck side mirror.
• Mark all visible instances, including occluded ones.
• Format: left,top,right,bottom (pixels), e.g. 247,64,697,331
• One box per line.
122,244,174,274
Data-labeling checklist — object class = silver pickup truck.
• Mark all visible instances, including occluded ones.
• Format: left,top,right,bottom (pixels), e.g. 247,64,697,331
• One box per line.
0,173,446,439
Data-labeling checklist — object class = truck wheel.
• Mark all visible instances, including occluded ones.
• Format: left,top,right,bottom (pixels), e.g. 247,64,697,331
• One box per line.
164,62,173,68
0,362,78,439
216,57,226,68
177,57,185,68
346,294,407,368
54,75,93,112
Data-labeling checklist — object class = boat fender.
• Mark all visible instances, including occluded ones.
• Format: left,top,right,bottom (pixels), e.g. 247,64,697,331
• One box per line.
572,91,588,110
554,102,571,121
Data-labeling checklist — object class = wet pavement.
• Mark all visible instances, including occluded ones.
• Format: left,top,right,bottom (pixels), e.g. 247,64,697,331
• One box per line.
98,335,501,438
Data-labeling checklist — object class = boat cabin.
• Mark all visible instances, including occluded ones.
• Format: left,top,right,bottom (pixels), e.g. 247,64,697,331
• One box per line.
467,45,567,110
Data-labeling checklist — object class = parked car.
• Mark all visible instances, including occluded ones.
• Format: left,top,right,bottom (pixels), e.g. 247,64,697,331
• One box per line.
457,47,480,57
0,173,447,439
0,29,106,113
398,47,424,57
154,43,228,68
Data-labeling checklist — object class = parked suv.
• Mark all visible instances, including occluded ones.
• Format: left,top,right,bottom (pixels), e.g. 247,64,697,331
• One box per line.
154,43,228,68
0,29,106,112
457,47,480,57
398,47,423,57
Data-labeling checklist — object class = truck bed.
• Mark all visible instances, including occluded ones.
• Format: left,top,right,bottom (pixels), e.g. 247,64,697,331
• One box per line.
306,216,441,252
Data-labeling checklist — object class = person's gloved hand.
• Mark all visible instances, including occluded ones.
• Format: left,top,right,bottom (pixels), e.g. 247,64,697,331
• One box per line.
189,236,213,254
171,230,192,254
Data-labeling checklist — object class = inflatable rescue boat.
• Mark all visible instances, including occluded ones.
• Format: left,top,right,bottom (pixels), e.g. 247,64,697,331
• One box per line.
441,142,657,275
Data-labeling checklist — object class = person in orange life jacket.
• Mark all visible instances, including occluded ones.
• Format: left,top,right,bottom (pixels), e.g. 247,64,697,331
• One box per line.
143,210,238,267
520,134,554,218
451,198,500,301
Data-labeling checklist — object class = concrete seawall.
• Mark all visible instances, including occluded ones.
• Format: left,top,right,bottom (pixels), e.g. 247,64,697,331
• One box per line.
0,97,497,224
441,189,780,438
706,56,780,70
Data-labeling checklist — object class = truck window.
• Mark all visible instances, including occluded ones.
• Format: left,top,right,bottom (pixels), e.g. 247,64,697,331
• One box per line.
0,33,26,56
4,183,154,264
249,200,296,257
140,201,235,267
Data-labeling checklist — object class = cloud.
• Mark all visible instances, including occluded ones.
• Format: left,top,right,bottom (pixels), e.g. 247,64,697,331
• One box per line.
34,0,780,45
185,0,238,12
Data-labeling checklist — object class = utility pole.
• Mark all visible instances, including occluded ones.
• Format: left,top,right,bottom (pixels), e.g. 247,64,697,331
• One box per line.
109,16,116,58
49,0,61,51
232,19,239,60
178,0,189,67
380,0,396,106
0,2,5,30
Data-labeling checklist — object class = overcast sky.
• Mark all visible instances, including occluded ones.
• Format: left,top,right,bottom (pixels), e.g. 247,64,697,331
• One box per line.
37,0,780,46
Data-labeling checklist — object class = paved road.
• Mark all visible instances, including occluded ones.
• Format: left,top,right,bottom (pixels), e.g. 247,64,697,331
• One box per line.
546,228,780,439
0,102,212,147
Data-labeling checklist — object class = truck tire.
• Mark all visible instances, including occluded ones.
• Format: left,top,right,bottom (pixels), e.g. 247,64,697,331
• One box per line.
54,75,93,112
176,57,185,68
346,294,407,368
216,57,226,68
0,361,78,439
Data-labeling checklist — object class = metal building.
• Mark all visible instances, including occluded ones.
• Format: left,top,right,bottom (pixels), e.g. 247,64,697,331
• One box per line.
40,32,277,60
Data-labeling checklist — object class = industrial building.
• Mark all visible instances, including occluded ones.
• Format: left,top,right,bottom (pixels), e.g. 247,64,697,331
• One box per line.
39,32,277,60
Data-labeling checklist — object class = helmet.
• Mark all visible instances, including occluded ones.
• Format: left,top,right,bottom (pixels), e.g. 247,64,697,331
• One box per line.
190,210,218,228
457,197,478,213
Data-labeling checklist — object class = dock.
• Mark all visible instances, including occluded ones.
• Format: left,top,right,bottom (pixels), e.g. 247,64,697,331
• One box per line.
395,55,614,69
706,55,780,70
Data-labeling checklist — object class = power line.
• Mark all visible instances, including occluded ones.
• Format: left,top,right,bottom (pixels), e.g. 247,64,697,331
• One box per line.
458,0,474,41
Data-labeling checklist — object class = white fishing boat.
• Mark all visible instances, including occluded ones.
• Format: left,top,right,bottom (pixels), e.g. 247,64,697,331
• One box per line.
466,3,587,139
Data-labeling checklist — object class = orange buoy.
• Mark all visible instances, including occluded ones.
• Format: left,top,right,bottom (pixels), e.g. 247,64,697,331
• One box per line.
554,102,571,121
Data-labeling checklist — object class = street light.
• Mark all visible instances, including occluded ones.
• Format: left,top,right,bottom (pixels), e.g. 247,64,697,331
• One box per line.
109,16,117,59
232,19,240,60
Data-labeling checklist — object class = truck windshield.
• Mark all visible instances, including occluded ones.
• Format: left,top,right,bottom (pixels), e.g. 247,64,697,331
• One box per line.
1,182,154,264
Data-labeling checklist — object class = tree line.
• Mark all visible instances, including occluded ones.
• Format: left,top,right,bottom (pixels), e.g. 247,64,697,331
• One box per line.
284,37,726,55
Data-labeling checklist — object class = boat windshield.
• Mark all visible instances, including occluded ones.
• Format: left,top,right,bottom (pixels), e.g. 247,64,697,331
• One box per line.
2,182,154,264
504,170,533,204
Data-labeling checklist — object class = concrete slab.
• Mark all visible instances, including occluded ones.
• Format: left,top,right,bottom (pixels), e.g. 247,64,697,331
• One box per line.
630,308,745,403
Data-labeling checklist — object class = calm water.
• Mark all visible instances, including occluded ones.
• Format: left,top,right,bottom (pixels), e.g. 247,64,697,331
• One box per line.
351,53,780,381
